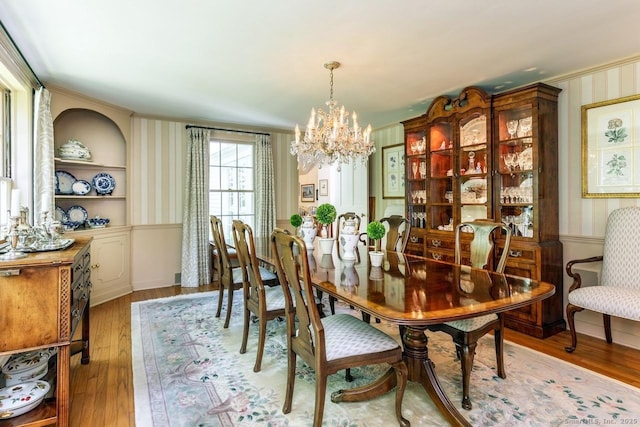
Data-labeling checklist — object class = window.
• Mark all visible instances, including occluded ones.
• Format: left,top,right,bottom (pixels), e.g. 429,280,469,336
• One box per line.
209,139,254,243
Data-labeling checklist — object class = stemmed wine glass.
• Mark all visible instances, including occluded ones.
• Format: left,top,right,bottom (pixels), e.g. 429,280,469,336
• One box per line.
503,152,519,171
506,120,519,138
518,116,532,137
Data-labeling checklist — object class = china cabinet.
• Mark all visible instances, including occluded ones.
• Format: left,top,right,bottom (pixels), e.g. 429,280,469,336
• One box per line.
402,83,564,338
0,237,92,426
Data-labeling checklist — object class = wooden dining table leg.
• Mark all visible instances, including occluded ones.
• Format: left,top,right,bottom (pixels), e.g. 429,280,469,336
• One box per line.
402,325,471,427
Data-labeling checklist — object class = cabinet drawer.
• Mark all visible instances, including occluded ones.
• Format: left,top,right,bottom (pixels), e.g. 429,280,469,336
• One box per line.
0,267,60,352
498,246,536,264
425,248,455,263
426,237,454,251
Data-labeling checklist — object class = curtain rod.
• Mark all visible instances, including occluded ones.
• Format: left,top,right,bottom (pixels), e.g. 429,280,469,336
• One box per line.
185,124,269,136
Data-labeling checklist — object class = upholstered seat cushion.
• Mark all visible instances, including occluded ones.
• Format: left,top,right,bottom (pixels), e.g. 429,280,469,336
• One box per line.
232,266,277,285
568,286,640,321
321,314,400,361
264,286,286,311
444,313,498,332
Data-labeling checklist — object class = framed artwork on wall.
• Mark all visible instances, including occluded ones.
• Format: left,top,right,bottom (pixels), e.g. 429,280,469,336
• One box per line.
301,183,315,202
318,179,328,196
582,94,640,198
382,143,405,199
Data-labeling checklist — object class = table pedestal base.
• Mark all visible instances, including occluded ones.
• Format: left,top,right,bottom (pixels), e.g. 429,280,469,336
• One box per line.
404,325,471,427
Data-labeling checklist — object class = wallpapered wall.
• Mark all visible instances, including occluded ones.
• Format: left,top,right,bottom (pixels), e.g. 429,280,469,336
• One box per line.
129,118,299,226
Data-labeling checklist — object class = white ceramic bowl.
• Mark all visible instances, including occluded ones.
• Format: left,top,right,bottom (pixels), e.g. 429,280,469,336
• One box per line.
2,349,55,387
0,380,50,419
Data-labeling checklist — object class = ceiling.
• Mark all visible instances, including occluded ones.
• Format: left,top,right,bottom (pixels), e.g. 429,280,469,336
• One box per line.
1,0,639,132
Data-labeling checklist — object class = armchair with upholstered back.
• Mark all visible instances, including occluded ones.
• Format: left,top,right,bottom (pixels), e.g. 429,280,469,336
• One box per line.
426,218,512,410
565,207,640,353
270,228,409,427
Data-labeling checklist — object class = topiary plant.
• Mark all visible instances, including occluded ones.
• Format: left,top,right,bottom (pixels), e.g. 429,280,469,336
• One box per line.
289,213,303,228
315,203,337,237
367,221,386,252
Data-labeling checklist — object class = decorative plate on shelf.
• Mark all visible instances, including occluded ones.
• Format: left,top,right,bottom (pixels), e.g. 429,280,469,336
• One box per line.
54,206,67,222
71,179,92,195
55,170,76,195
67,205,88,223
92,172,116,195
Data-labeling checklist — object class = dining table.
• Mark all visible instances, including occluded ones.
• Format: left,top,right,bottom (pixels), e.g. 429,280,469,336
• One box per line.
252,235,556,427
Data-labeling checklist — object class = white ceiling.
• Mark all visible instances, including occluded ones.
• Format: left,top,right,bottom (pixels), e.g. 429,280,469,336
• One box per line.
1,0,639,131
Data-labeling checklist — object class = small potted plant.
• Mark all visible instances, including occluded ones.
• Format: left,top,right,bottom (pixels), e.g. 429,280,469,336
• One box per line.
315,203,337,254
367,220,386,267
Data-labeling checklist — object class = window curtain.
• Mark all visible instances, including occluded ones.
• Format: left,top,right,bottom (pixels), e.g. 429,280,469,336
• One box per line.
255,134,275,238
181,127,211,287
33,87,54,223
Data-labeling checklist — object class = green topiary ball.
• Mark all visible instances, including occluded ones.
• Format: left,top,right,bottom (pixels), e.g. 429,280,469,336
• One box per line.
367,221,386,240
316,203,337,225
290,213,303,228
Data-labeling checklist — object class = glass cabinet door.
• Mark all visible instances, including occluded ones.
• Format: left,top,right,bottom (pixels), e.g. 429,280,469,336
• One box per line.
427,120,453,232
458,113,490,224
405,130,426,231
496,106,535,238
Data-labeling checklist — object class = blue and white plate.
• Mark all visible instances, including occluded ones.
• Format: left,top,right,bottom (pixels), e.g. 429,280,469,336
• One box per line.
71,179,92,195
54,206,67,222
55,170,76,195
67,205,88,223
92,172,116,195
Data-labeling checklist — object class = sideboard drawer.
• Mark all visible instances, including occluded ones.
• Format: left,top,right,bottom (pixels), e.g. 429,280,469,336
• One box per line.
0,266,60,352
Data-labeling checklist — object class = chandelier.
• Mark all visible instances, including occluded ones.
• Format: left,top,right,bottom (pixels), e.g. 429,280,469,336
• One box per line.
291,61,374,170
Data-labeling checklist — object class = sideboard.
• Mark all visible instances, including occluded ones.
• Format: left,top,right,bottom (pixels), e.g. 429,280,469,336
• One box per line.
0,237,92,426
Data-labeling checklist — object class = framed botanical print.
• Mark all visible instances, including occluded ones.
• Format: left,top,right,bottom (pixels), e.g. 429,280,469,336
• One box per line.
318,179,328,196
582,94,640,198
382,143,405,199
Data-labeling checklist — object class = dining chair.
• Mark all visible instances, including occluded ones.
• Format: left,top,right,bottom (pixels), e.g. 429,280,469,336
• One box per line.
231,220,283,372
426,218,512,410
565,207,640,353
270,228,409,427
380,215,411,252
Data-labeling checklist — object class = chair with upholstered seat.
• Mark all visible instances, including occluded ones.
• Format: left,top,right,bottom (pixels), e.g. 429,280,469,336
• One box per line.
210,215,276,329
231,220,283,372
271,228,409,427
426,219,512,410
565,207,640,353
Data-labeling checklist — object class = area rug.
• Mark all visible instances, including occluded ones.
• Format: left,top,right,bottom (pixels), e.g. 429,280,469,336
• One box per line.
132,291,640,426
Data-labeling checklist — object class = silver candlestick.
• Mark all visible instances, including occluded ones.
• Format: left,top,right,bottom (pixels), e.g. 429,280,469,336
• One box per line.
1,215,27,260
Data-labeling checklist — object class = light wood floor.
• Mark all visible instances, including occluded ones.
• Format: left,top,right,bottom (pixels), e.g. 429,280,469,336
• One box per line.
69,285,640,426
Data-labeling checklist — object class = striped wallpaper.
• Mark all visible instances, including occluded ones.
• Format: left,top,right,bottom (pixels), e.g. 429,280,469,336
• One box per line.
130,117,298,226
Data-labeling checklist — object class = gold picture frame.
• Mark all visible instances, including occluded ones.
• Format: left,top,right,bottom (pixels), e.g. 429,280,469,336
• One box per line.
582,94,640,198
382,143,405,199
301,183,315,202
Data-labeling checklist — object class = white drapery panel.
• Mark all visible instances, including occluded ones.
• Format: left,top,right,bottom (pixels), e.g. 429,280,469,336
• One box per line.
255,134,276,238
33,87,54,223
181,127,211,287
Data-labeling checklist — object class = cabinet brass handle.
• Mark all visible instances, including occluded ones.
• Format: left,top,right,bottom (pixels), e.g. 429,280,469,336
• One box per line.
0,269,20,276
431,239,442,247
432,253,442,260
509,250,522,257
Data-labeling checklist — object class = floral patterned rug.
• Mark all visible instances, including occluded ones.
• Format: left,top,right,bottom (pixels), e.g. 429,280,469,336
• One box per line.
131,291,640,426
